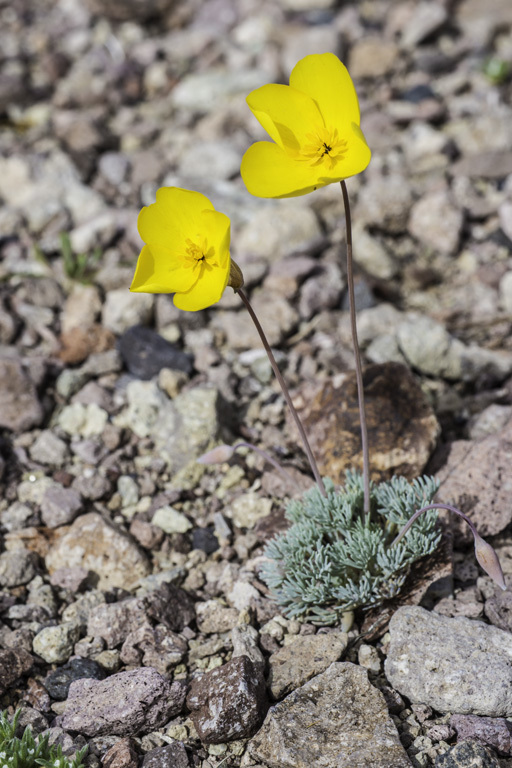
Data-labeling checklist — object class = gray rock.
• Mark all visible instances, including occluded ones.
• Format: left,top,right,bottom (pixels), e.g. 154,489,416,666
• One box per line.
400,1,448,47
349,38,399,79
151,506,192,534
72,471,112,501
114,382,225,474
49,566,91,592
0,549,37,587
69,210,119,254
57,402,108,437
141,743,190,768
59,667,185,737
212,291,298,348
434,739,501,767
499,202,512,242
45,512,150,590
437,417,512,540
231,624,265,667
87,598,149,649
397,315,464,380
352,224,397,280
0,151,103,228
358,643,381,673
0,502,37,532
120,623,188,674
484,589,512,632
62,590,106,628
248,662,410,768
102,290,154,335
357,174,413,233
178,139,241,180
171,68,267,114
196,600,239,634
237,203,321,262
298,263,344,320
457,0,512,47
0,356,44,432
499,269,512,313
468,405,512,440
40,485,83,528
408,190,464,256
452,151,512,180
29,430,69,467
385,606,512,716
32,622,81,664
60,283,102,335
187,655,267,743
98,152,130,186
268,632,347,700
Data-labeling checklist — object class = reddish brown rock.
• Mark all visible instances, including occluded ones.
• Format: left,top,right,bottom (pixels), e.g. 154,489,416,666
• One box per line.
187,656,267,743
0,648,33,694
437,417,512,542
450,714,511,755
297,362,440,483
102,738,139,768
59,668,185,737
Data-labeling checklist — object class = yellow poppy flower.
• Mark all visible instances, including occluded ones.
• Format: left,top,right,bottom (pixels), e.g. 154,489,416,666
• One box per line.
241,53,371,199
130,187,231,311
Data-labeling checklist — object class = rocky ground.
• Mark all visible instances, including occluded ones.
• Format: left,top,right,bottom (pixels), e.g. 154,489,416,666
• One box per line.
1,0,512,766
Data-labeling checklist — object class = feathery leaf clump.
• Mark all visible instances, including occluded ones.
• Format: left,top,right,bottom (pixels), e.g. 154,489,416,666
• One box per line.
260,472,440,624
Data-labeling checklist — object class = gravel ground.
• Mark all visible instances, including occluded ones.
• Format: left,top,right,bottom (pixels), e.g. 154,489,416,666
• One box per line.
1,0,512,766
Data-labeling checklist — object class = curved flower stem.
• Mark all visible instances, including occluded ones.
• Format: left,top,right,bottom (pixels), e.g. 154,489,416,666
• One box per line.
392,503,476,547
237,288,327,496
391,502,506,590
340,181,370,520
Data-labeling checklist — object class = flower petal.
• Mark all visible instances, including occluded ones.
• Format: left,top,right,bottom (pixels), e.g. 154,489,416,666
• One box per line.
241,124,371,199
130,244,198,294
246,84,323,150
315,123,371,185
200,209,231,268
290,53,361,129
138,187,215,249
241,141,324,198
174,256,231,311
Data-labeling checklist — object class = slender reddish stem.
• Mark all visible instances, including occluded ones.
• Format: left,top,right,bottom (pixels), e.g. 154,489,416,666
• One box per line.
340,181,370,518
238,288,327,496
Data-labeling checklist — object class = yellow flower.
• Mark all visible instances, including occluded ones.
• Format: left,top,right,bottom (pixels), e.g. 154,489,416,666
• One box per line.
241,53,371,199
130,187,231,311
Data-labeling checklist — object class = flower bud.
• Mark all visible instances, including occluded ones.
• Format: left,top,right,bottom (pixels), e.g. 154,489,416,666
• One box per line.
228,259,244,292
474,531,506,590
197,444,235,465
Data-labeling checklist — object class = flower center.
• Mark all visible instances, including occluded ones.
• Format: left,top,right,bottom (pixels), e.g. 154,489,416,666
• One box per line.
183,237,217,271
300,126,348,170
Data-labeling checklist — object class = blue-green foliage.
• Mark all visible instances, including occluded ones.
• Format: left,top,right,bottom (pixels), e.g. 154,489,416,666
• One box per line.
260,472,440,624
0,710,87,768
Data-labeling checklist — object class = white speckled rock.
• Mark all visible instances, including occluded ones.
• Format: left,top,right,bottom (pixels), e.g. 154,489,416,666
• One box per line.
33,622,81,664
385,605,512,716
249,662,410,768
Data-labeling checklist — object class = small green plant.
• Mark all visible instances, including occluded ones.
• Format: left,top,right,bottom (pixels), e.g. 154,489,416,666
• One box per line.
260,472,441,624
59,233,101,282
483,56,510,85
0,709,87,768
